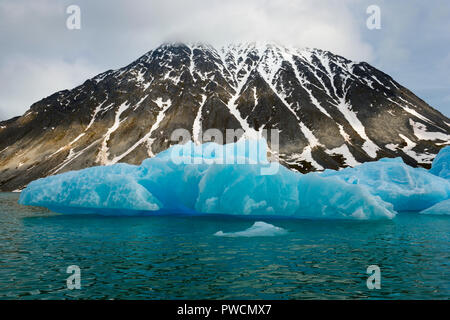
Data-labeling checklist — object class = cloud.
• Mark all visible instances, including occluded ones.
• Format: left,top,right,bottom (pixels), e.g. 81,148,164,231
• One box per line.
131,0,374,61
0,0,449,119
360,0,450,116
0,56,100,119
0,0,376,120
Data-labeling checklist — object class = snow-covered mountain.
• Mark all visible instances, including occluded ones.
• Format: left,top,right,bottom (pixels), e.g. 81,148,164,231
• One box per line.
1,42,449,191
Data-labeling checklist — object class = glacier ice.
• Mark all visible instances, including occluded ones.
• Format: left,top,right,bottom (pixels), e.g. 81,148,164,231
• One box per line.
429,146,450,180
423,147,450,215
321,157,450,212
214,221,287,237
420,199,450,215
18,164,162,215
18,139,450,219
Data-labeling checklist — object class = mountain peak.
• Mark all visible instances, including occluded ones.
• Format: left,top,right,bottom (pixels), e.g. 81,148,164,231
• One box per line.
0,42,448,191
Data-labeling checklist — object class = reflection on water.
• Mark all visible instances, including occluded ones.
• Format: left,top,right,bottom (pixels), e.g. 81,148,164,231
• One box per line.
0,192,448,299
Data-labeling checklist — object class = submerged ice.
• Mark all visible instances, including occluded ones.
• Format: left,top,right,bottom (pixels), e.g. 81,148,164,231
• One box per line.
214,221,287,237
19,141,450,219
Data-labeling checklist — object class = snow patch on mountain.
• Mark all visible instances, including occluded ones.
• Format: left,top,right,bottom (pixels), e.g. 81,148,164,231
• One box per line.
410,119,450,141
97,102,130,165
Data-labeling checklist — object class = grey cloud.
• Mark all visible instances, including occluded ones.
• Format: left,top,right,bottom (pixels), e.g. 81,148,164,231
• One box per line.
354,0,450,116
0,0,449,120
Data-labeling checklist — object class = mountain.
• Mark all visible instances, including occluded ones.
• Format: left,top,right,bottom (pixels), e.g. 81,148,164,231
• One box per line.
1,42,449,191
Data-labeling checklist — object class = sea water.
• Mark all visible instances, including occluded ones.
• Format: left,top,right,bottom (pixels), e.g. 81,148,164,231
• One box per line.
0,192,448,299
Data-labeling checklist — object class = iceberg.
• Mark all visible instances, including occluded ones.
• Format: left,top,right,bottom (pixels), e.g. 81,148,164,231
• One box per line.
18,139,449,219
18,164,162,215
214,221,287,237
321,157,450,212
429,146,450,180
420,199,450,215
19,139,396,220
417,146,450,215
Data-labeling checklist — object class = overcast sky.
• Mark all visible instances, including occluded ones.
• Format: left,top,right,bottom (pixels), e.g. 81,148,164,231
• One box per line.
0,0,449,120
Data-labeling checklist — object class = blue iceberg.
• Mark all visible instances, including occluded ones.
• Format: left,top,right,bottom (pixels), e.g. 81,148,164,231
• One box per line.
321,157,450,212
20,139,396,219
429,146,450,180
418,146,450,215
18,139,449,219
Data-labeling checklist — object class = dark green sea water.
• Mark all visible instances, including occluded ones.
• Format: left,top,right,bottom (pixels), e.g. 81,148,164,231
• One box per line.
0,192,448,299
